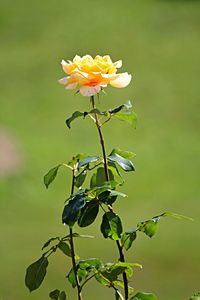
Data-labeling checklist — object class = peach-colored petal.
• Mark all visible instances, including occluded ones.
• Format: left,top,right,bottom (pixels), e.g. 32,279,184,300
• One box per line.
80,85,101,97
114,60,122,68
58,77,69,85
61,59,76,74
110,73,132,88
65,83,78,90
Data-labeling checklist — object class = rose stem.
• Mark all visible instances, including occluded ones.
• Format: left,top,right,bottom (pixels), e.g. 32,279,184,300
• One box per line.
91,95,129,300
69,168,83,300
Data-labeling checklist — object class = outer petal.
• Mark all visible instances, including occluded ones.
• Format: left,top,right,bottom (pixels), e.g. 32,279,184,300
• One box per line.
65,83,78,90
110,72,132,88
58,77,69,85
114,60,122,68
80,85,101,97
61,59,75,74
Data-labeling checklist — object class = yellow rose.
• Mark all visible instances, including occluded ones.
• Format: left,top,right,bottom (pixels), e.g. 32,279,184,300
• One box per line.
58,55,132,97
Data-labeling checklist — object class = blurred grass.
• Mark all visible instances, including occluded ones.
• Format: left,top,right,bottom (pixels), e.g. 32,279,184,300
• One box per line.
0,0,200,299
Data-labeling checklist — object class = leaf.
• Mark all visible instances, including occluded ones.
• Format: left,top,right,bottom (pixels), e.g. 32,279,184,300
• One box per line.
49,289,60,299
78,200,99,227
42,237,59,250
110,148,136,159
98,190,117,205
67,268,77,288
115,290,124,300
138,220,158,238
101,212,123,240
44,165,61,189
25,256,48,292
62,194,86,227
90,166,114,188
67,153,87,167
79,258,102,270
59,291,66,300
108,161,124,185
78,156,99,168
130,292,158,300
121,232,137,251
95,273,111,287
66,111,85,128
161,211,193,221
190,292,200,300
109,104,125,114
58,241,71,257
67,264,89,287
109,262,141,278
74,169,87,188
71,233,94,239
98,189,127,205
108,153,135,172
109,100,132,114
114,111,137,128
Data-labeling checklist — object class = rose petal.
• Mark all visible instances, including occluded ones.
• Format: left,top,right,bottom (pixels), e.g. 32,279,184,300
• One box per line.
65,83,78,90
114,60,122,68
80,85,101,97
61,59,75,74
110,72,132,88
58,77,69,85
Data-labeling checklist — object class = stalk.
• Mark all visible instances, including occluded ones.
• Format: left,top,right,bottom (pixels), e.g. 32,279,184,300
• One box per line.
69,169,83,300
91,96,129,300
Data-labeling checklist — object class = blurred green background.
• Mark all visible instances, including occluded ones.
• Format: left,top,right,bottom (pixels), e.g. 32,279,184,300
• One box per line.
0,0,200,299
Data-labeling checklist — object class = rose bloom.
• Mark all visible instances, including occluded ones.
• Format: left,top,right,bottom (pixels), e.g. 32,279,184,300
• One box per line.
58,55,131,97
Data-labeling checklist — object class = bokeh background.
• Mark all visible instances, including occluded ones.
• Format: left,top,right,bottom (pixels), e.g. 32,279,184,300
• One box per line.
1,0,200,299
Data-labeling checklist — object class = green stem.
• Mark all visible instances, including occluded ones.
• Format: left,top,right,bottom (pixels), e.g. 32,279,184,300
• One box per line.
69,169,83,300
91,95,129,300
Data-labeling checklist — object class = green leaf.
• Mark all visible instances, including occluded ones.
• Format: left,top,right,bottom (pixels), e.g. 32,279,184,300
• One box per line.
58,241,71,257
71,233,94,239
62,194,86,227
67,263,90,287
44,165,61,189
74,169,87,188
90,166,114,188
95,273,111,287
66,111,85,128
49,289,60,299
78,200,99,227
98,189,127,205
115,290,124,300
101,212,123,240
25,256,48,292
114,281,134,296
130,292,158,300
109,104,125,114
79,258,102,270
109,100,132,115
138,220,158,238
121,232,137,251
108,153,135,172
59,291,66,300
110,148,136,159
42,237,59,250
67,153,87,167
114,111,137,128
161,211,193,221
108,264,128,279
79,156,99,168
190,292,200,300
110,262,140,278
67,268,77,288
108,162,124,185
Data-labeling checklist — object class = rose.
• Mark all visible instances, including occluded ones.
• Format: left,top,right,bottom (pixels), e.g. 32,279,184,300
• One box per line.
58,55,132,96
